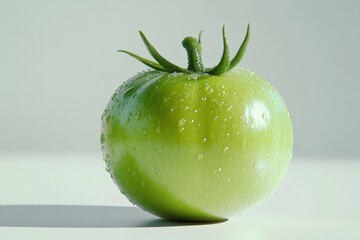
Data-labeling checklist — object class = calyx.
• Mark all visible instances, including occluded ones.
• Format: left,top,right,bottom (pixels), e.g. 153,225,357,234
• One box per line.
118,24,250,76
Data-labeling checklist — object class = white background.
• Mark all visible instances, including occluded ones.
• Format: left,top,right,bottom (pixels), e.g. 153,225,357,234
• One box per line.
1,0,359,157
1,2,359,238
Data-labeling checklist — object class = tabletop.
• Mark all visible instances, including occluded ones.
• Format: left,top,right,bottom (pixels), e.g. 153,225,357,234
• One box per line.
0,152,359,240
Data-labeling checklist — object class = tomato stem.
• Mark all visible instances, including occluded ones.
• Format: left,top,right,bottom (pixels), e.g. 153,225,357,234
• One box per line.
182,36,204,72
118,24,251,76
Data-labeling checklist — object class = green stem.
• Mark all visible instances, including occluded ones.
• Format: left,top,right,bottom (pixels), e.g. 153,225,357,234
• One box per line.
119,24,251,75
182,37,204,72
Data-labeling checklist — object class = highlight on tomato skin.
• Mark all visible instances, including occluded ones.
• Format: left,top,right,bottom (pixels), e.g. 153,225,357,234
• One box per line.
101,24,293,222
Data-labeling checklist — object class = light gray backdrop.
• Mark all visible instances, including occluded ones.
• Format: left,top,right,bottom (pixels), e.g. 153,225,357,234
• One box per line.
1,0,359,158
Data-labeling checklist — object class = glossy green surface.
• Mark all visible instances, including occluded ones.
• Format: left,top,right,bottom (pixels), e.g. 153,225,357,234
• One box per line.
101,67,293,221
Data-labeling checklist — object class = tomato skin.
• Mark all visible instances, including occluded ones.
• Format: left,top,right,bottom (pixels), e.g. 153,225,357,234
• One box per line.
101,67,293,221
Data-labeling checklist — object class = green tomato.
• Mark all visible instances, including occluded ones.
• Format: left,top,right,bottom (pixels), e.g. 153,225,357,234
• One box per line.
101,25,293,222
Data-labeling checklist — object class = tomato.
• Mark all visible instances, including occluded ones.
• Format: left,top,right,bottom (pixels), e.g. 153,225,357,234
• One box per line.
101,24,293,222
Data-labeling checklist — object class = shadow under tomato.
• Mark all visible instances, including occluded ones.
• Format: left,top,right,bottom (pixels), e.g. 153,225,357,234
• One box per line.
0,205,225,228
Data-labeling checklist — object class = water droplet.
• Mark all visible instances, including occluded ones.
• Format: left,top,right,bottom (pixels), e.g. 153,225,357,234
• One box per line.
154,169,161,176
100,133,105,144
288,148,293,158
135,111,141,120
194,109,198,113
106,115,111,123
226,132,230,136
198,154,204,160
266,153,270,158
207,88,214,93
203,137,207,142
227,178,231,182
224,146,229,152
178,118,187,127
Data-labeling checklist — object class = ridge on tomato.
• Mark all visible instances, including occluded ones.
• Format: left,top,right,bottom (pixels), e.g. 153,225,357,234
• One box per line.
101,24,293,222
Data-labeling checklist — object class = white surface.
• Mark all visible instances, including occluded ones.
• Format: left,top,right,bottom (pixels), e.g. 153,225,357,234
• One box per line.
0,153,359,239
